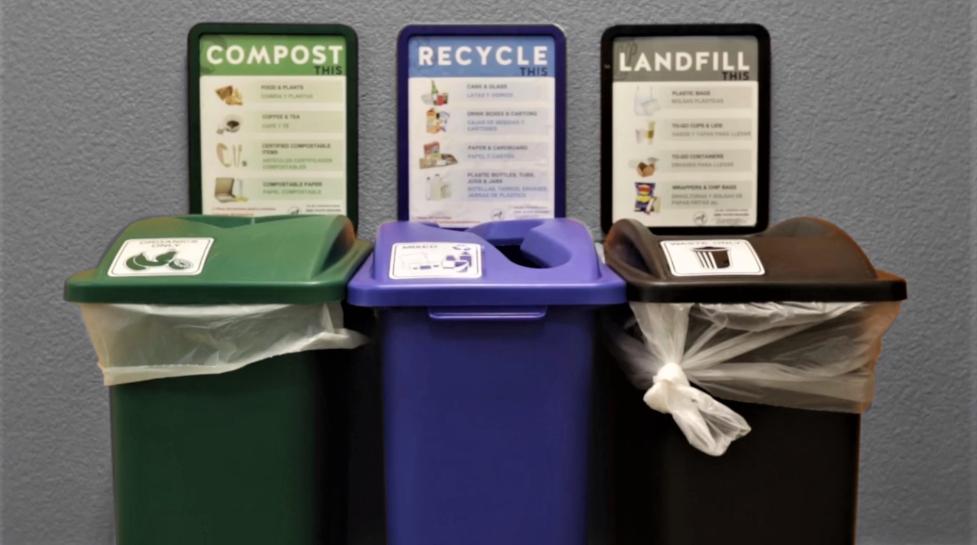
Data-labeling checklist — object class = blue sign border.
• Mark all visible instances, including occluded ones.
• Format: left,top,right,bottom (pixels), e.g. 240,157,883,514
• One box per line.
396,24,567,225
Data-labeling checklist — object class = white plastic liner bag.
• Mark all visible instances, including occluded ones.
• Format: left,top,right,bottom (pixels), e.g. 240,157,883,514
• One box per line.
603,301,901,456
79,303,369,386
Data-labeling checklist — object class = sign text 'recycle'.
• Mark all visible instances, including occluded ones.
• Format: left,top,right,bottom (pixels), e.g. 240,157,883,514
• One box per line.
418,45,549,68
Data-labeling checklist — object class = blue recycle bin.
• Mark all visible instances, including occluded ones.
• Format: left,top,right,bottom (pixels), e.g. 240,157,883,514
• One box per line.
348,219,624,545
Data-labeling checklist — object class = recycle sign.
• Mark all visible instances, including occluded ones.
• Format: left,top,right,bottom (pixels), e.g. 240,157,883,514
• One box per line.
442,245,474,273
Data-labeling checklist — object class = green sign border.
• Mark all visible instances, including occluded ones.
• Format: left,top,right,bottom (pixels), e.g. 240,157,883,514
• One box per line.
187,22,359,227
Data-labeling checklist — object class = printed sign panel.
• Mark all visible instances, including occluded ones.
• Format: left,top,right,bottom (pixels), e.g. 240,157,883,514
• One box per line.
602,25,769,233
189,24,357,222
398,25,566,228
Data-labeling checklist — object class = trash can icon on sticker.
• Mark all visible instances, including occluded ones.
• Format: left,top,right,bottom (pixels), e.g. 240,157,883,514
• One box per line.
692,246,731,270
660,240,764,277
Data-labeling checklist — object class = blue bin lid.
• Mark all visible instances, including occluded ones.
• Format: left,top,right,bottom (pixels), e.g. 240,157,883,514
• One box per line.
348,219,625,307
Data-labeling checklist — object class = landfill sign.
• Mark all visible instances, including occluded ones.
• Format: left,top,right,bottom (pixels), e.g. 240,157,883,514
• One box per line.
602,25,770,233
389,242,482,279
109,238,214,277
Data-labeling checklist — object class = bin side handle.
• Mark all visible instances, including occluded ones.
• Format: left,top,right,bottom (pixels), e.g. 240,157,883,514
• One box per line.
427,306,548,322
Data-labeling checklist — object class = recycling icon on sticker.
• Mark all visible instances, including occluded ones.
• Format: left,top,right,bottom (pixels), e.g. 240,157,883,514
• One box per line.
443,245,474,273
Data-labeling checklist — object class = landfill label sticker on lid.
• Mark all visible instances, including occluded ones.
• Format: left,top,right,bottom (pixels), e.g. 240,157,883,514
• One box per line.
390,242,482,280
660,239,764,276
108,238,214,277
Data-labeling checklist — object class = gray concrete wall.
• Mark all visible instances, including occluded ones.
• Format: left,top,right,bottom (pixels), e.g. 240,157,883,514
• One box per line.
1,0,973,543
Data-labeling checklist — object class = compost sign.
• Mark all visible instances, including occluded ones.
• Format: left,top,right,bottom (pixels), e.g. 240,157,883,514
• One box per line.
189,24,358,222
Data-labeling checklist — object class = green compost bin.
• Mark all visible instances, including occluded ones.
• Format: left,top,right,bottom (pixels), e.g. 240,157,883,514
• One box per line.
65,214,372,545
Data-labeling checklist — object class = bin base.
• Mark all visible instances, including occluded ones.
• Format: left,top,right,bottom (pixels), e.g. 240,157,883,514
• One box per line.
593,350,860,545
381,306,595,545
110,351,349,545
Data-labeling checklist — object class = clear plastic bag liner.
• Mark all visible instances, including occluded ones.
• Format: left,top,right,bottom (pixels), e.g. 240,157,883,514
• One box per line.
603,301,901,456
79,303,368,386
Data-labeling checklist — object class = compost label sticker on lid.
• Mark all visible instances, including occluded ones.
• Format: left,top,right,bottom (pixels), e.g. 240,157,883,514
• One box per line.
390,242,482,280
109,238,214,277
660,239,763,276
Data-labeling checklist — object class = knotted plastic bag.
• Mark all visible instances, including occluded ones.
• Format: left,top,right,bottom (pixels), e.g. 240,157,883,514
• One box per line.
603,301,901,456
79,303,368,385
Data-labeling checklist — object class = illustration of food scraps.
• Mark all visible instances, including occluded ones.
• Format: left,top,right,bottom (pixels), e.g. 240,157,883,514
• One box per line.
216,85,243,106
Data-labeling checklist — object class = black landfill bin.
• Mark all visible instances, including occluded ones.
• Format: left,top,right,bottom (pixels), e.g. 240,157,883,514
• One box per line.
595,217,906,545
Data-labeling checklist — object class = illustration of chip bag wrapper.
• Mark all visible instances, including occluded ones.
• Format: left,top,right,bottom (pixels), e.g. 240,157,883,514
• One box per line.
692,246,731,270
634,182,656,213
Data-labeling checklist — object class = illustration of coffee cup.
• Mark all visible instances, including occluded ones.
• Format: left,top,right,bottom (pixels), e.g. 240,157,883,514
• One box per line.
634,121,656,144
218,115,241,134
693,246,731,269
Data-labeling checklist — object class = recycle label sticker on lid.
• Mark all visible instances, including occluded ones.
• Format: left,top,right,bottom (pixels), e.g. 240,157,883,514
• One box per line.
108,238,214,277
389,242,482,280
660,239,764,276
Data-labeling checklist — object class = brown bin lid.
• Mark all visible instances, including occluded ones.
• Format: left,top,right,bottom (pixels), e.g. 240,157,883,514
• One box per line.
604,216,907,303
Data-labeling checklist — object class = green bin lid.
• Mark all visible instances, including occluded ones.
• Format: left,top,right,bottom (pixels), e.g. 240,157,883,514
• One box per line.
65,215,371,304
